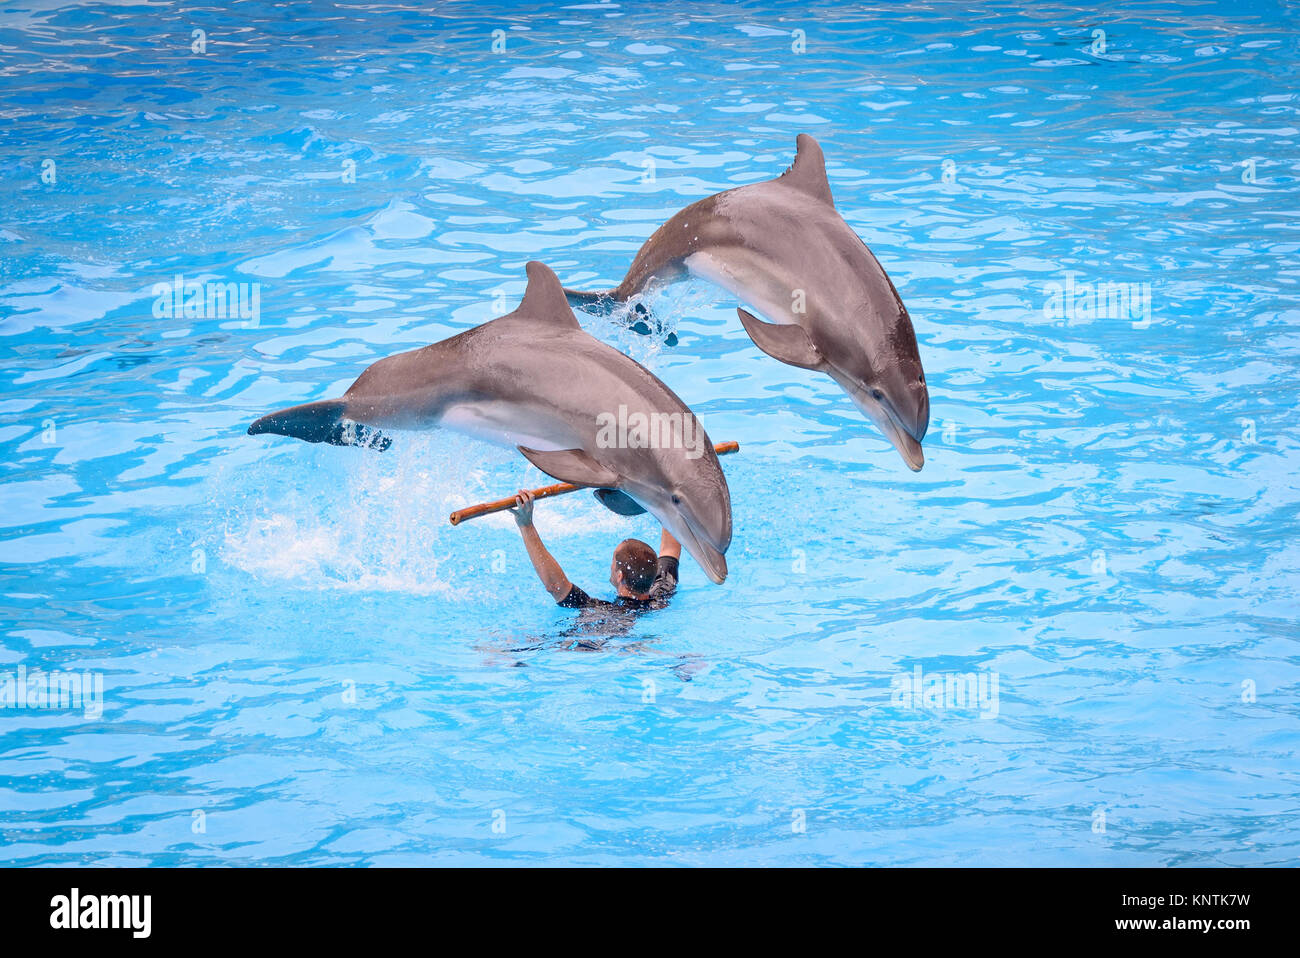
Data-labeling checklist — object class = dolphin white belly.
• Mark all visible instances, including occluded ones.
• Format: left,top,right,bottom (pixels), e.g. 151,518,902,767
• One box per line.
684,250,800,327
436,398,580,453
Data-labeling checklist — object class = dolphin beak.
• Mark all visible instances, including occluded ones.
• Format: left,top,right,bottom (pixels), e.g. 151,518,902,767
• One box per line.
893,429,925,472
692,539,729,585
849,385,926,472
896,386,929,470
674,517,729,584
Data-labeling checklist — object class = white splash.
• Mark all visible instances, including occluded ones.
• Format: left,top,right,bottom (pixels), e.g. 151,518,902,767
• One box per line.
221,431,633,595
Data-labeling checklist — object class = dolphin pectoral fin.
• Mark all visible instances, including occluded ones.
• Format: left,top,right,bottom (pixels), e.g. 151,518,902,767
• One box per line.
247,399,391,450
592,488,647,517
517,446,621,488
737,308,823,370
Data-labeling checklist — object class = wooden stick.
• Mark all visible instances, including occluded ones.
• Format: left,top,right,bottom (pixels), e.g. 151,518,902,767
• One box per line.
449,441,740,526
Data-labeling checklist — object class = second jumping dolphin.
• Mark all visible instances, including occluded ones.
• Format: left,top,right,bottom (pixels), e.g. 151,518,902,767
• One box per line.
564,134,930,471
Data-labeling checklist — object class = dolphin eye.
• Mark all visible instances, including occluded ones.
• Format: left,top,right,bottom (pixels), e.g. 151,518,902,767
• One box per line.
871,389,884,401
918,375,925,385
671,493,683,506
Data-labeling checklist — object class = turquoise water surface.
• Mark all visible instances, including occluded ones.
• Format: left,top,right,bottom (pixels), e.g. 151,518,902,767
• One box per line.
1,0,1298,865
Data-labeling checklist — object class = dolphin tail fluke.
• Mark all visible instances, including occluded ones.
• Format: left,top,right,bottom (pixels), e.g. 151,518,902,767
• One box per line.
623,301,677,345
563,287,622,316
247,399,391,451
564,288,677,346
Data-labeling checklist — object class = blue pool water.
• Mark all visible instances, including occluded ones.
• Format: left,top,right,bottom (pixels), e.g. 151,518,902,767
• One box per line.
2,0,1298,866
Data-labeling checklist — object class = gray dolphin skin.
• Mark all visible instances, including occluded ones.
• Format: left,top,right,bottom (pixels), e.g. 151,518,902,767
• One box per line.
564,134,930,471
247,262,733,584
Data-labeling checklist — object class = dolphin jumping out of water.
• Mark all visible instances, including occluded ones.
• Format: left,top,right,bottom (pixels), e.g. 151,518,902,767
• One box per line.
248,262,733,583
564,134,930,471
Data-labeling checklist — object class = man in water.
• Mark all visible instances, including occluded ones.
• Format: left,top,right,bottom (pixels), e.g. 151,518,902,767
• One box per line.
509,489,680,613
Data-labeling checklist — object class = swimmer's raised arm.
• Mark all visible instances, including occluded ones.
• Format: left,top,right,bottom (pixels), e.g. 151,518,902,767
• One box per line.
509,490,573,602
659,527,681,561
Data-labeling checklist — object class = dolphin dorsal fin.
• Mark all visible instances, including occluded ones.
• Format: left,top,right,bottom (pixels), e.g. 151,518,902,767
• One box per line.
777,134,835,208
514,261,581,328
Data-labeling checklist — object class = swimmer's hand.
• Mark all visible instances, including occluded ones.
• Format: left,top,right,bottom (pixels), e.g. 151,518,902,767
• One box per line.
511,490,570,601
509,489,535,528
